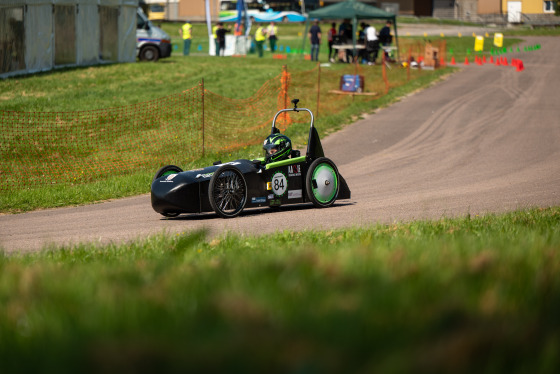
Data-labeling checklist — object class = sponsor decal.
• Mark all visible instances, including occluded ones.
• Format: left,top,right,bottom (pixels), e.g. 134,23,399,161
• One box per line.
160,174,178,183
215,162,241,167
288,164,302,177
288,189,302,199
195,172,214,179
251,196,267,204
267,182,272,191
271,171,288,196
268,194,274,200
270,199,282,206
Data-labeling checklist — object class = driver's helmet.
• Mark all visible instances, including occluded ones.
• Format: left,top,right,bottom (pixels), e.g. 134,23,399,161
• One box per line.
263,134,292,163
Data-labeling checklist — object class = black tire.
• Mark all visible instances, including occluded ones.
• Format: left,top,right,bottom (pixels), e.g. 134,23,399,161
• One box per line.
208,165,247,218
153,165,183,183
140,45,159,62
305,157,340,208
153,165,183,217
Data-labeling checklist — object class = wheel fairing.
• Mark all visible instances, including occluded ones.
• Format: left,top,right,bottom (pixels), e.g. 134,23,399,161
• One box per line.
311,163,338,203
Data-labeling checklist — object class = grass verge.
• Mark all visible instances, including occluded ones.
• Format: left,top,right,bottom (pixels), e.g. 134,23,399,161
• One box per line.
1,207,559,373
0,64,451,213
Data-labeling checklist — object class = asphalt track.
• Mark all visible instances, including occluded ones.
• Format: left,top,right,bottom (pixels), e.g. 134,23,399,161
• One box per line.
1,36,559,253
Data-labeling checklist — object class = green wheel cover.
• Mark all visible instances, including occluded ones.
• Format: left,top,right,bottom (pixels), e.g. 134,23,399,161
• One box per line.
312,163,338,203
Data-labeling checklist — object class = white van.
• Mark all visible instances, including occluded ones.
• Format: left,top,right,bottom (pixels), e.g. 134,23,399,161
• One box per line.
137,7,171,61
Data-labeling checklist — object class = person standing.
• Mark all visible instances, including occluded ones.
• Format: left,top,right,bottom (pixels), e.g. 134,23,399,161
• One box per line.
338,18,353,63
327,22,337,63
379,20,393,46
378,20,393,61
267,21,278,52
215,23,231,56
308,20,322,62
255,24,267,58
179,20,192,56
212,23,219,56
365,24,379,65
358,22,368,63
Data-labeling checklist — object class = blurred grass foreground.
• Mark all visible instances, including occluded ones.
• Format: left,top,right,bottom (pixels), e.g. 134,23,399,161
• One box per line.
1,207,560,373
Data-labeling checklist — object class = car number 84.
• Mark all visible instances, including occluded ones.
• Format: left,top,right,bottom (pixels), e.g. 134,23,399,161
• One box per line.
272,172,287,196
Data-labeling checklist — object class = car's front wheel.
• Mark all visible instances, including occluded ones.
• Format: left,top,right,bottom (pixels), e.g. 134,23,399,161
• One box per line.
140,45,159,62
306,157,340,208
208,165,247,218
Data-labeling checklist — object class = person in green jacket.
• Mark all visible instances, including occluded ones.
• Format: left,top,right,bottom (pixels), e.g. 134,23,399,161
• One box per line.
212,24,219,56
179,21,192,56
255,24,267,58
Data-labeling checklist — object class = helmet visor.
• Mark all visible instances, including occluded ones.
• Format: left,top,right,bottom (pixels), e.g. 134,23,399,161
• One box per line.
263,143,280,157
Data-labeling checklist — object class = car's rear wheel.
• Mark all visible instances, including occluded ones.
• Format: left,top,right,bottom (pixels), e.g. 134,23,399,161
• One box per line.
153,165,183,217
209,165,247,218
153,165,183,182
306,157,339,208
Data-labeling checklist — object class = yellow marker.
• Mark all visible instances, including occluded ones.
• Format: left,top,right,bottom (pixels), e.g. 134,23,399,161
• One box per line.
485,32,489,37
493,32,504,48
474,36,484,52
440,32,445,37
458,32,462,38
423,32,427,37
406,32,410,36
472,32,476,37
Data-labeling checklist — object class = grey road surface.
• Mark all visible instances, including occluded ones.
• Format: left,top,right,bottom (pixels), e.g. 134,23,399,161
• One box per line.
1,36,559,253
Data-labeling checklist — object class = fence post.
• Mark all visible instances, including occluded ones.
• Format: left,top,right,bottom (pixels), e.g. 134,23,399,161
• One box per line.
382,52,389,94
407,47,411,81
201,78,205,157
282,65,288,124
316,62,320,118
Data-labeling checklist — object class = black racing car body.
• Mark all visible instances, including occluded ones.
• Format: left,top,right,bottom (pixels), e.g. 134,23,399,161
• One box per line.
151,99,351,218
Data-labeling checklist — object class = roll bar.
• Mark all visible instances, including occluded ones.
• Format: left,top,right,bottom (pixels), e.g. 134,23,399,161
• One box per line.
270,99,323,160
271,99,314,134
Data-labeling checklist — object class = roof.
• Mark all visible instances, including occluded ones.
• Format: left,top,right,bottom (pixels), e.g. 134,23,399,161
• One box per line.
308,0,395,20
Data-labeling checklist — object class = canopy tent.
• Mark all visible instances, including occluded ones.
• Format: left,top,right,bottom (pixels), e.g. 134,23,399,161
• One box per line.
302,0,398,61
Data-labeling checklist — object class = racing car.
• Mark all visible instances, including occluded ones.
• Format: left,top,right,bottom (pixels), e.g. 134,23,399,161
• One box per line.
151,99,351,218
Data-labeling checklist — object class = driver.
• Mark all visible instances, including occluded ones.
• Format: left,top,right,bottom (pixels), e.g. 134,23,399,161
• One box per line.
263,134,292,163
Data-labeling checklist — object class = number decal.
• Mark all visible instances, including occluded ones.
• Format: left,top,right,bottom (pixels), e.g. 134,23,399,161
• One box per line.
271,172,288,196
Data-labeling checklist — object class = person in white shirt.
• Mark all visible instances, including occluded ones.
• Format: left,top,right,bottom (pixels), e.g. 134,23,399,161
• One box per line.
365,24,379,65
267,22,278,52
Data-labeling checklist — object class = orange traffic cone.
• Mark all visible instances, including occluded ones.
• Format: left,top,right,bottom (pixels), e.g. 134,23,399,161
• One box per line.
495,57,501,66
516,59,524,72
502,57,508,66
450,56,456,65
483,56,487,64
490,56,494,63
464,57,470,65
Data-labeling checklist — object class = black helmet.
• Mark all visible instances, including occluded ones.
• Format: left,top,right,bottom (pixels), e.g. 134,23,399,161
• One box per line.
263,134,292,163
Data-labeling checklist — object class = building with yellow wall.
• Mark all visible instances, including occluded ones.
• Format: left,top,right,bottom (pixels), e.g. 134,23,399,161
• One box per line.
502,0,557,14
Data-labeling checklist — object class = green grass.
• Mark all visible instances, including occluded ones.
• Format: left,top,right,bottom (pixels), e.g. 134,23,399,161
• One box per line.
1,207,559,373
0,53,451,213
503,27,560,36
